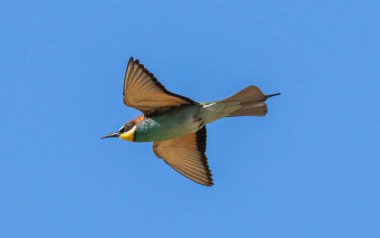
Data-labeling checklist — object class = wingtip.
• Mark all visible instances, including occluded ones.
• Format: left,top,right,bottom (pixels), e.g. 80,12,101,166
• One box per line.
199,181,214,187
202,177,214,187
128,57,135,65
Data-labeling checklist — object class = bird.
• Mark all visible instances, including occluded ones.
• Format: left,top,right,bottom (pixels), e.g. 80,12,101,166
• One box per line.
101,57,280,186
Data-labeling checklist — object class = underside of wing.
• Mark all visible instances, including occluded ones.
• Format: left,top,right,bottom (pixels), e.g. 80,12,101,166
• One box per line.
123,57,196,115
152,127,213,186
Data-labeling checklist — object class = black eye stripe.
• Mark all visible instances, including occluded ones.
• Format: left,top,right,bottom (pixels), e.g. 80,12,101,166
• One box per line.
122,121,136,132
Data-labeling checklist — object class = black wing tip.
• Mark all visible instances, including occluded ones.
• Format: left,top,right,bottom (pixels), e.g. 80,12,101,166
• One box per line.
205,179,214,186
202,182,214,187
192,172,214,187
195,126,214,186
266,93,281,99
196,126,207,154
188,177,214,187
126,57,136,72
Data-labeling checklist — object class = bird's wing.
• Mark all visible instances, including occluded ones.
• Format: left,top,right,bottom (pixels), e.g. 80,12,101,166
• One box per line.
152,127,213,186
123,57,196,115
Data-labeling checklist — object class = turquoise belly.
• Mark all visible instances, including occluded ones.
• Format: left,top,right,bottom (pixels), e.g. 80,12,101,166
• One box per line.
134,105,202,142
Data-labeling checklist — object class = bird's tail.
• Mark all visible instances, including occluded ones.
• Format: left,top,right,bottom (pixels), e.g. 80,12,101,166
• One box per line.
200,86,280,123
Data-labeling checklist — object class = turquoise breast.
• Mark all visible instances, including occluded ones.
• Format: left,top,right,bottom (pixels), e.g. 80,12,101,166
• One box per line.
134,105,203,142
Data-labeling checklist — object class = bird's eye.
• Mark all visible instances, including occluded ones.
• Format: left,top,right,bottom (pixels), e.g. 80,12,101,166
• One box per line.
124,124,132,132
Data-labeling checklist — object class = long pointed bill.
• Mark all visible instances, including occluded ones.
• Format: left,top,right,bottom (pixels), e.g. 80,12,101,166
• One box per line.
100,131,120,139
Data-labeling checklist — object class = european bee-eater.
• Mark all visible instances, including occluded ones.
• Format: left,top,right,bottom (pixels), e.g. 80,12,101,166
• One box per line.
102,57,279,186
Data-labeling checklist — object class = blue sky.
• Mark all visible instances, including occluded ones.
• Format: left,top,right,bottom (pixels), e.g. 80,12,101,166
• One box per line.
1,0,379,237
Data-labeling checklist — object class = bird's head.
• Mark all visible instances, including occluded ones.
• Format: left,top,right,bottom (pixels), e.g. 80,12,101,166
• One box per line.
101,120,137,142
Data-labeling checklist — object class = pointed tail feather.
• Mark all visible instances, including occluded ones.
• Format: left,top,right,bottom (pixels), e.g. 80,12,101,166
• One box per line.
266,92,281,99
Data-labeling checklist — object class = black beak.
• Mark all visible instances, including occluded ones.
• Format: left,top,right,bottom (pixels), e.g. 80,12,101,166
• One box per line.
100,131,120,139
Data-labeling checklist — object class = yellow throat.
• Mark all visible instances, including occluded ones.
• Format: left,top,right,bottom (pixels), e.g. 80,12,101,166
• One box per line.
119,126,136,141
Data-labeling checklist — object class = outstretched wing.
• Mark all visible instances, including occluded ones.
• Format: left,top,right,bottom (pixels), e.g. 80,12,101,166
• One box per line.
153,127,213,186
123,57,196,115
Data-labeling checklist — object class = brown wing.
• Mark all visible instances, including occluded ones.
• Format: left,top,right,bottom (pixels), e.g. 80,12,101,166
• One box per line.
123,57,196,115
152,127,213,186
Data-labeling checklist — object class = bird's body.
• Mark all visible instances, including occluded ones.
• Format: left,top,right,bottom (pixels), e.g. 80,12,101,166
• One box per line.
102,57,279,186
134,105,202,142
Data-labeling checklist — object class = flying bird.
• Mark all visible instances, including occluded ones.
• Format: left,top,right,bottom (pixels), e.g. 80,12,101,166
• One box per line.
102,57,279,186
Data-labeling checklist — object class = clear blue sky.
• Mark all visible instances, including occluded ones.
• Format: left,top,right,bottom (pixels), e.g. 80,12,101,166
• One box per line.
1,1,379,237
